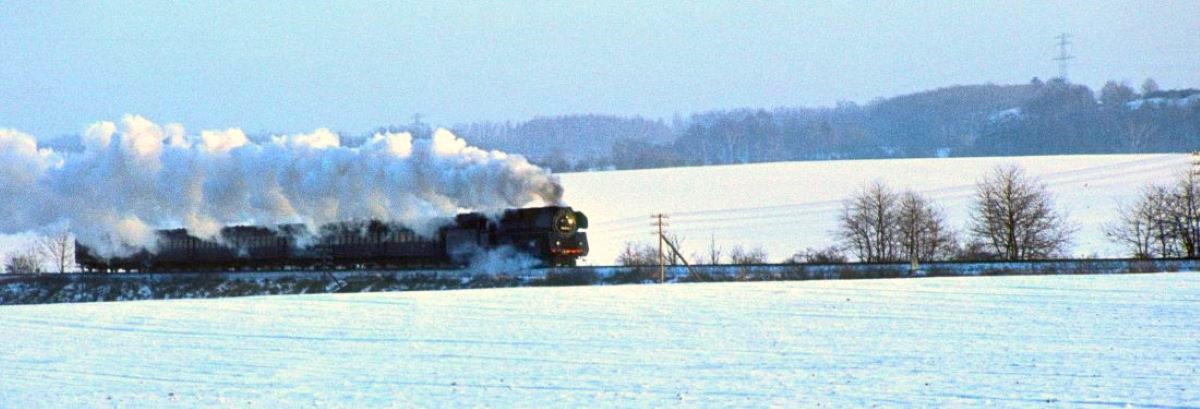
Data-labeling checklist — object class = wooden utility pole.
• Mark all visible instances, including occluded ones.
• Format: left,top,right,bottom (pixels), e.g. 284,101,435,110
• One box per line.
661,233,701,281
652,214,668,283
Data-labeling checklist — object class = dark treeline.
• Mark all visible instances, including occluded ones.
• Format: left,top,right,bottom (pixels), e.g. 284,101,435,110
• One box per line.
451,115,675,172
446,78,1199,172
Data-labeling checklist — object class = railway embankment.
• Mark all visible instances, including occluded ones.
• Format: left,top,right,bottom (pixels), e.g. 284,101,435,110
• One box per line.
2,259,1197,305
0,270,503,305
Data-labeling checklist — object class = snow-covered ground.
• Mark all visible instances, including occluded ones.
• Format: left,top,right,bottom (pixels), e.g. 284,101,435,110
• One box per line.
2,273,1197,407
560,154,1191,264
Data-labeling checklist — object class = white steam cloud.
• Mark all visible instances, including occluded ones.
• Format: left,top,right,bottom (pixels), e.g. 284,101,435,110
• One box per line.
0,115,563,256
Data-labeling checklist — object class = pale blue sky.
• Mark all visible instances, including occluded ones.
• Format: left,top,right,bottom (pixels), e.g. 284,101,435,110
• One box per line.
2,1,1197,138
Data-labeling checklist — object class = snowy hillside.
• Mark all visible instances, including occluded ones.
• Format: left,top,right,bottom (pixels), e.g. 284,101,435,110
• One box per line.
2,274,1197,406
559,154,1190,264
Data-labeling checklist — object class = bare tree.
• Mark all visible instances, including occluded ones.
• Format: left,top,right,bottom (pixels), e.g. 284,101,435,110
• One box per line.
706,234,722,264
1146,185,1184,258
1107,154,1200,259
837,181,900,262
788,246,848,264
728,245,768,265
896,191,958,263
1105,196,1158,259
616,241,665,282
1165,167,1200,258
954,239,999,261
616,241,658,266
35,229,74,273
969,165,1075,260
4,248,43,274
1106,185,1178,258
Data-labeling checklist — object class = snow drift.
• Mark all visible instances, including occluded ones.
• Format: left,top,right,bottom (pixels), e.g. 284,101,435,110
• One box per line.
0,115,563,256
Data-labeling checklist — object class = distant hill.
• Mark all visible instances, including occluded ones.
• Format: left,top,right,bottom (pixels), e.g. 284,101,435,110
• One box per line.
443,78,1198,171
449,114,675,171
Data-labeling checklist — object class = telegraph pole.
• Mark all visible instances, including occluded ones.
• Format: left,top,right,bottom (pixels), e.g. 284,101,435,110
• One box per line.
1054,33,1074,81
652,214,669,283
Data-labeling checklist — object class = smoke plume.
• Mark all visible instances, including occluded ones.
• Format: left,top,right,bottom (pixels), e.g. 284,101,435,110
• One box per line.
0,115,563,256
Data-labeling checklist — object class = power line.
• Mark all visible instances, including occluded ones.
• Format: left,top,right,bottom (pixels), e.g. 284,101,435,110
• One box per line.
1054,33,1074,81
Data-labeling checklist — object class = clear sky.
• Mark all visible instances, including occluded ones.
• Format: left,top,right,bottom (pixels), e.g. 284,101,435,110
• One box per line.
2,1,1197,138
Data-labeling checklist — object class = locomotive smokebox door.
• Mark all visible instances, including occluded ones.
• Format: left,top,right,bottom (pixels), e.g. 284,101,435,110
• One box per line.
549,208,581,237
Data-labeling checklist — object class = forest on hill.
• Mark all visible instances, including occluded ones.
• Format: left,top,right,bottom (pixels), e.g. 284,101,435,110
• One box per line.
442,78,1198,171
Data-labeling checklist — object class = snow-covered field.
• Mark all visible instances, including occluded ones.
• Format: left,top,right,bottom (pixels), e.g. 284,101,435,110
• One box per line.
2,274,1197,407
560,154,1191,264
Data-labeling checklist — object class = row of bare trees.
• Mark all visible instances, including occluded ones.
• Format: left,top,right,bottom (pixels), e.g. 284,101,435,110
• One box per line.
836,165,1076,263
1105,161,1200,259
617,164,1078,266
624,160,1196,265
836,182,959,262
617,237,769,267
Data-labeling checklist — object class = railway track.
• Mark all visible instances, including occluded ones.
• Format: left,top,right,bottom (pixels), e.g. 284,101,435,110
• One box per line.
4,258,1197,305
4,257,1198,283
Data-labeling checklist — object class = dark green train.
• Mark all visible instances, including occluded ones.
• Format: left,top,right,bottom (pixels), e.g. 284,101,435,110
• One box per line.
75,206,588,272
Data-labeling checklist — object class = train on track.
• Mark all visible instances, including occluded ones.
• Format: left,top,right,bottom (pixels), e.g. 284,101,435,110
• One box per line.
75,206,589,273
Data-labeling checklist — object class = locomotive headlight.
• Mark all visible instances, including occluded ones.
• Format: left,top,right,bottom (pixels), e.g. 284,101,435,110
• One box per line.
555,211,578,234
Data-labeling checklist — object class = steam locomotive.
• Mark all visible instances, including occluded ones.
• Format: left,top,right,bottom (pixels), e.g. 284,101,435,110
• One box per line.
75,206,589,272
